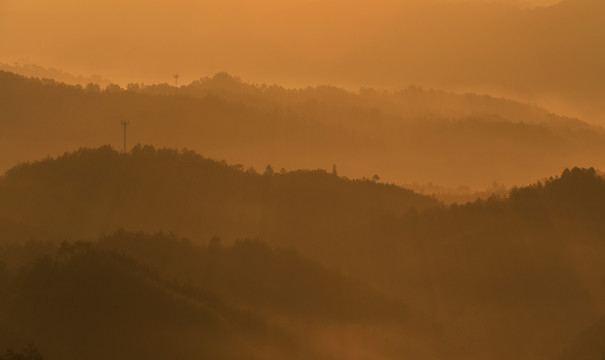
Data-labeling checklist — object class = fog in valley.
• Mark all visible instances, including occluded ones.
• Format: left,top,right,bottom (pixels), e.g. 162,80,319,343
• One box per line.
1,1,604,359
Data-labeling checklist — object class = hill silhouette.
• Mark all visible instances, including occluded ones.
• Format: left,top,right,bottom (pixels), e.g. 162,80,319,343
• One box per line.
0,63,110,88
96,231,407,320
0,232,434,360
393,167,605,359
0,240,297,360
2,70,605,189
1,147,605,360
3,0,604,122
0,145,438,289
3,0,604,358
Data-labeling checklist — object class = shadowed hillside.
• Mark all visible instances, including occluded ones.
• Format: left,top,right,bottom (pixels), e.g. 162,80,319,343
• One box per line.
0,145,438,245
560,316,605,360
97,231,407,321
0,241,301,360
1,147,604,359
3,0,604,359
0,234,435,360
390,167,605,359
2,70,605,188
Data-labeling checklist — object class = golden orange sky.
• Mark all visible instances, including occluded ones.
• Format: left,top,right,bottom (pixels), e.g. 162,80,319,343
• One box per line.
0,0,558,84
3,0,603,124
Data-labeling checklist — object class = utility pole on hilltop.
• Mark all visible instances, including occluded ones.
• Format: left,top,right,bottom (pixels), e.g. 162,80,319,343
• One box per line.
120,120,129,153
173,73,180,88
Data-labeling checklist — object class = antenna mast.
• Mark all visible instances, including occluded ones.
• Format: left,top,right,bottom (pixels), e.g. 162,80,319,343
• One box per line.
120,120,130,153
173,73,180,88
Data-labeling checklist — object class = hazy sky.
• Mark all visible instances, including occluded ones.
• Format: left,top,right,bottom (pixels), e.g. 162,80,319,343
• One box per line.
5,0,603,124
0,0,560,85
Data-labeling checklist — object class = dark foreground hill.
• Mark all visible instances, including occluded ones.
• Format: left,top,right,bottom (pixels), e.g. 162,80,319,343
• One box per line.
2,70,605,188
0,233,431,360
0,241,262,360
560,316,605,360
1,147,605,360
96,231,407,320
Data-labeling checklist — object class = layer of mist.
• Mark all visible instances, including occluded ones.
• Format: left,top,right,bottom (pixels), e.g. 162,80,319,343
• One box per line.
2,2,604,357
2,0,603,123
2,70,604,190
0,147,604,360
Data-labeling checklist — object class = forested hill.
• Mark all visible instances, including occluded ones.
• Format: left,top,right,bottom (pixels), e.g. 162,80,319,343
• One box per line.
1,146,605,359
2,70,605,188
133,72,583,129
391,167,605,360
0,233,418,360
0,145,439,251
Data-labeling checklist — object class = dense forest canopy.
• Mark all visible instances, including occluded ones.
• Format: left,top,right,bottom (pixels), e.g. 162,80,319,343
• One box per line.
1,70,604,190
3,0,605,359
0,147,604,360
0,145,438,249
0,231,434,360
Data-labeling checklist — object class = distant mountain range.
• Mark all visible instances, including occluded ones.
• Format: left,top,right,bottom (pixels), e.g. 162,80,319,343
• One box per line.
2,1,605,359
0,63,110,88
3,0,603,122
2,70,605,189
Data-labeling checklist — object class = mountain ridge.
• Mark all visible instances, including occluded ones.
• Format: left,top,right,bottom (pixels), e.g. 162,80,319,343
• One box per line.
1,146,605,360
2,70,604,188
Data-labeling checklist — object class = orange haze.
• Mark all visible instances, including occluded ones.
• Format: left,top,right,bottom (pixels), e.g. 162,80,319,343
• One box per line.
4,0,602,123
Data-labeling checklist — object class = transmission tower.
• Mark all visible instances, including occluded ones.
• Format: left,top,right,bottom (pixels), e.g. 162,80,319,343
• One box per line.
120,120,130,153
173,73,180,87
